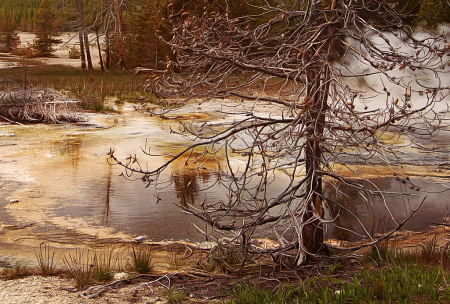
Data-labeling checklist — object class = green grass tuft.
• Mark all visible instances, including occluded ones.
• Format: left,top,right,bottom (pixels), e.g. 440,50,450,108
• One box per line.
128,245,153,274
92,247,118,282
166,290,188,304
226,263,450,304
35,243,59,276
63,249,95,289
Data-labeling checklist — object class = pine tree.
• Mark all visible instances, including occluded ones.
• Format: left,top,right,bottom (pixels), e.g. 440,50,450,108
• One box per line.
0,12,20,53
31,0,61,57
127,2,165,69
416,0,450,27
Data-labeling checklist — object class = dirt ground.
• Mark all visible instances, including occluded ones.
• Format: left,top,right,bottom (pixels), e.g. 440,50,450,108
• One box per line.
1,225,450,304
0,240,299,304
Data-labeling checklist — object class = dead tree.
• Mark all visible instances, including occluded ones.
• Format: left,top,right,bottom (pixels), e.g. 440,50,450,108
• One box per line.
76,0,87,70
110,0,450,265
114,0,127,71
0,88,87,123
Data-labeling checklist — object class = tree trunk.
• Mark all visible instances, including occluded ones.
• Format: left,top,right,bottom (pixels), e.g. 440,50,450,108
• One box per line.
77,0,86,70
79,32,86,70
114,0,127,71
155,32,158,70
95,28,105,72
300,0,336,264
300,65,327,264
105,29,110,70
84,32,94,70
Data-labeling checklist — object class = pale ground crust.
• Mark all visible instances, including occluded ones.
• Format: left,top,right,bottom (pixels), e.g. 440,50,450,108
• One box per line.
0,226,449,304
0,275,207,304
0,32,102,69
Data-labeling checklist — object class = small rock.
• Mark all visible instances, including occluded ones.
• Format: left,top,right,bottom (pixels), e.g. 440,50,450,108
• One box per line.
134,235,148,242
146,297,161,304
113,272,129,280
9,199,19,204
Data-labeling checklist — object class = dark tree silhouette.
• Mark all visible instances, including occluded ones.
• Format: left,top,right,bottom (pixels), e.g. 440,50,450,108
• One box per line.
31,0,62,57
0,12,20,53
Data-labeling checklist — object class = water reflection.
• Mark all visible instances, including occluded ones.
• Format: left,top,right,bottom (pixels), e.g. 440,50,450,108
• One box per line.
174,173,200,207
324,177,450,242
168,154,219,207
49,137,82,156
102,164,112,225
2,111,450,244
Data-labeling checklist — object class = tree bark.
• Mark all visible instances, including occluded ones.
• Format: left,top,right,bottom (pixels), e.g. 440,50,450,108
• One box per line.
84,32,94,70
301,0,336,263
155,31,158,70
114,0,127,71
105,29,110,70
79,32,86,70
95,28,105,72
77,0,86,70
301,65,327,264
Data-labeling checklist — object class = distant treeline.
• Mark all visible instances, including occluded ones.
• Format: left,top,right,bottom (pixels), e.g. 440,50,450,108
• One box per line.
0,0,448,71
0,0,66,31
1,0,449,32
0,0,40,31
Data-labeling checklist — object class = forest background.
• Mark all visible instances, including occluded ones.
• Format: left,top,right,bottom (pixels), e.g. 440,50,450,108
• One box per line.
0,0,449,72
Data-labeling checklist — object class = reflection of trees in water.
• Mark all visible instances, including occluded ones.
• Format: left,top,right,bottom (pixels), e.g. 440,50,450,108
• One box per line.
172,168,212,207
163,152,220,207
50,137,83,168
102,163,112,225
324,181,366,242
323,178,424,242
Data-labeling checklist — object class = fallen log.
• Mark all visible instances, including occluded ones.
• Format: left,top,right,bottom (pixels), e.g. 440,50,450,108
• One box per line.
134,67,166,75
0,87,87,124
0,114,26,126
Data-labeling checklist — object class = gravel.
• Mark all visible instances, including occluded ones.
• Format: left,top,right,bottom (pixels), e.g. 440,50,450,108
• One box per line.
0,275,166,304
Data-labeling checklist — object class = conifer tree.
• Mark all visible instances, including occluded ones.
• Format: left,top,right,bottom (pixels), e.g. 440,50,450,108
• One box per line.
416,0,450,27
0,12,20,53
128,1,170,69
31,0,61,57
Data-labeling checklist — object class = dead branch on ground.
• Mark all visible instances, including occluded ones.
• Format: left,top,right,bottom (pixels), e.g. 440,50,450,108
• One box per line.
0,87,87,123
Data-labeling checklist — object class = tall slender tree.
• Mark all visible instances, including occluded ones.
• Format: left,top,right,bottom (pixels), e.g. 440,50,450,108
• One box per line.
104,26,111,70
114,0,127,71
95,25,105,72
31,0,62,57
0,12,20,53
76,0,87,70
84,31,94,70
